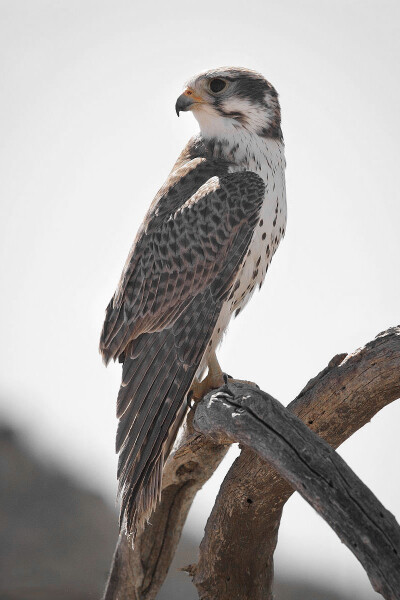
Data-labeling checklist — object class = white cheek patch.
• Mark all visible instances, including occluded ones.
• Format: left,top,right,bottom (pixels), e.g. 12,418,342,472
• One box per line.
191,93,279,140
222,96,257,116
221,96,275,134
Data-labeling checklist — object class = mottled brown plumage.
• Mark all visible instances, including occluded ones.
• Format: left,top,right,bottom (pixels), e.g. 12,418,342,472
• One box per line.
101,167,264,533
100,67,286,537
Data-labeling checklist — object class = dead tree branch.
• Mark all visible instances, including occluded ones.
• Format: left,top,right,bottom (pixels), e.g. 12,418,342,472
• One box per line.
103,326,400,600
193,382,400,599
192,326,400,600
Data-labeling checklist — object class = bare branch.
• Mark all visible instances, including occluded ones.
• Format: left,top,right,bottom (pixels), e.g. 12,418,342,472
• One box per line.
192,326,400,600
193,382,400,599
102,410,230,600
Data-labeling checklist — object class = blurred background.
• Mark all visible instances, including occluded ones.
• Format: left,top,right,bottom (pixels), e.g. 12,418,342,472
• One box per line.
1,0,399,598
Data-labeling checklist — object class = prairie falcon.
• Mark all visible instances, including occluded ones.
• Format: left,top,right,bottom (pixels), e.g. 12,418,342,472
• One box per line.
100,67,287,535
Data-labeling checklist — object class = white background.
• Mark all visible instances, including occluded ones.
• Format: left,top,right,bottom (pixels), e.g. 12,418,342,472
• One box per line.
1,1,399,597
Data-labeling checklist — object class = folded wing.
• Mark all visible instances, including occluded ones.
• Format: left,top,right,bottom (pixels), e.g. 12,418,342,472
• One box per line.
100,163,265,535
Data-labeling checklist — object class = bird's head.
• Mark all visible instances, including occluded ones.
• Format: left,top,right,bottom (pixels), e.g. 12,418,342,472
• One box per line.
175,67,282,140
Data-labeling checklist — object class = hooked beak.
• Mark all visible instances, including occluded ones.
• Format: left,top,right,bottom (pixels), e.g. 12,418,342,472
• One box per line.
175,88,205,116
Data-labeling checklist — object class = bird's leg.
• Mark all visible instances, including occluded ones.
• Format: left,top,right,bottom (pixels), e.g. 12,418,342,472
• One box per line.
190,351,226,401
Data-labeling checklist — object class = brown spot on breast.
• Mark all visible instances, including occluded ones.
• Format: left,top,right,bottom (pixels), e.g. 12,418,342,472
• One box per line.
256,256,261,267
262,232,266,240
259,219,263,227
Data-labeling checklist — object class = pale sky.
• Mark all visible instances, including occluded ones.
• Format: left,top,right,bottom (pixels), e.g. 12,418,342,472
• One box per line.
1,1,400,597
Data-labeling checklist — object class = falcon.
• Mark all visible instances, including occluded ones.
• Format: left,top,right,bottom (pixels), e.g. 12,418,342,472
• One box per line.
100,67,287,536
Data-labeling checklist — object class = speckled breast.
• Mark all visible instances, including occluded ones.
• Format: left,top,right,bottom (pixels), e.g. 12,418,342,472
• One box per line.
198,136,287,370
227,137,287,317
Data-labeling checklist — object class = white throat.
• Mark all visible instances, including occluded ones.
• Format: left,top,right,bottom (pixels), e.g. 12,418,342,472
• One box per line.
192,104,243,139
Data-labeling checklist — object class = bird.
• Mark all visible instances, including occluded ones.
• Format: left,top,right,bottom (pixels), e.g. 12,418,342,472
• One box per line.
100,66,287,537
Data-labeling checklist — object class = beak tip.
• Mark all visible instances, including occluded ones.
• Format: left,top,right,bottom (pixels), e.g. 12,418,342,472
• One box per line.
175,93,195,117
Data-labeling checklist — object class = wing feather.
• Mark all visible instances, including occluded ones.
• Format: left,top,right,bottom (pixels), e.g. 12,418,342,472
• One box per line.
100,170,264,362
100,157,265,536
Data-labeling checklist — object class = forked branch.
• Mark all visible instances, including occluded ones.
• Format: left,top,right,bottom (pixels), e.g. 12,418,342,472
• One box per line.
192,327,400,600
103,326,400,600
193,381,400,599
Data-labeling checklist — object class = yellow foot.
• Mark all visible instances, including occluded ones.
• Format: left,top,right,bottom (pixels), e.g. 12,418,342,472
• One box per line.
190,370,226,402
188,351,226,403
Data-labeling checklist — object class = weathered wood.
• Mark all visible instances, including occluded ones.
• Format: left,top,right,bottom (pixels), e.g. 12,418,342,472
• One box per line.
102,410,230,600
193,382,400,599
102,326,400,600
192,327,400,600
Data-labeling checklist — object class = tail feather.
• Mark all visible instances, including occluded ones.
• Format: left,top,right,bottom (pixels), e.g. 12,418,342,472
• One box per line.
123,367,196,533
117,355,181,484
115,289,220,536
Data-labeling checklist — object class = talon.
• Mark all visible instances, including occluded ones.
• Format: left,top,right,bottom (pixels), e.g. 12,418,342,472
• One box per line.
186,389,194,408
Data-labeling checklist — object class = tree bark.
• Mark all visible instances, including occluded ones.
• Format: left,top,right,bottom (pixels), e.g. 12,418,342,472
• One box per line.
193,382,400,599
103,326,400,600
192,326,400,600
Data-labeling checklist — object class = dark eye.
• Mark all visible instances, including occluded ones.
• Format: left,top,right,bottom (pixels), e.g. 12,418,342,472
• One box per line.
209,78,226,93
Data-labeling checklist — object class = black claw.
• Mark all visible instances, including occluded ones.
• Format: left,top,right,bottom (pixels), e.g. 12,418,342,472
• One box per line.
186,389,194,409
